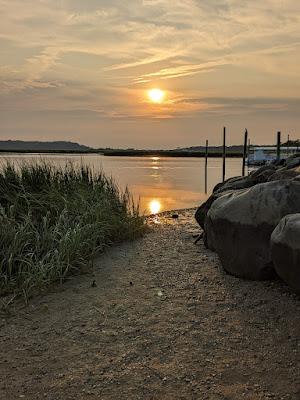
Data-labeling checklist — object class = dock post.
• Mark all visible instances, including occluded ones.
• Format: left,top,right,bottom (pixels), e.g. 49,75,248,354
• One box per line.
205,139,208,194
287,134,290,155
242,129,248,176
277,131,281,161
222,127,226,182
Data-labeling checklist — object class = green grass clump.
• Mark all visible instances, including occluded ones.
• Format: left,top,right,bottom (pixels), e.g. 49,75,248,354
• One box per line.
0,162,145,299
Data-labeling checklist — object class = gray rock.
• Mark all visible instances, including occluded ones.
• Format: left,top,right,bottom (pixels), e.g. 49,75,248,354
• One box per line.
196,166,277,233
205,180,300,280
195,160,298,236
215,176,255,193
268,166,300,181
249,164,277,182
271,213,300,293
213,165,277,195
195,190,233,229
213,176,248,194
285,154,300,170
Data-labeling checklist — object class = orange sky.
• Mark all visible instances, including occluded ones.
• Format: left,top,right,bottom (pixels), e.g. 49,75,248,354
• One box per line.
0,0,300,147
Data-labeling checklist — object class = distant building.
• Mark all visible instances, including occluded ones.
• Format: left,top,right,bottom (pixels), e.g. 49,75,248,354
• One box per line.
247,146,299,166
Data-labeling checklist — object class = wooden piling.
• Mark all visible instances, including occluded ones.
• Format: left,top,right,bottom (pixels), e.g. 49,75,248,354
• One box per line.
242,129,248,176
277,131,281,161
222,127,226,182
205,139,208,194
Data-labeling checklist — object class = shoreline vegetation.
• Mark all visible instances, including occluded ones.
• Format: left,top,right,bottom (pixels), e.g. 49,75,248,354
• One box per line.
0,162,146,301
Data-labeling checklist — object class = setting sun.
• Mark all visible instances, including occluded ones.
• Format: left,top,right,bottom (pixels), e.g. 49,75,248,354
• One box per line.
148,88,165,104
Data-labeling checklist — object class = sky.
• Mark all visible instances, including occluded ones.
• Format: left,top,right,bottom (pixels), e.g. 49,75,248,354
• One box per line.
0,0,300,148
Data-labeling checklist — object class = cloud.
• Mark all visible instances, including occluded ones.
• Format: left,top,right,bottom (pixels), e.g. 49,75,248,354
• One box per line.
176,96,300,116
132,59,230,83
0,0,300,146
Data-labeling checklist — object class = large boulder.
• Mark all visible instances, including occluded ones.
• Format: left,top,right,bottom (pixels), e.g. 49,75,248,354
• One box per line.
195,190,234,229
248,164,277,183
213,176,253,194
285,154,300,169
213,165,276,195
195,158,299,235
205,179,300,280
268,166,300,181
271,214,300,293
195,193,218,230
196,165,276,228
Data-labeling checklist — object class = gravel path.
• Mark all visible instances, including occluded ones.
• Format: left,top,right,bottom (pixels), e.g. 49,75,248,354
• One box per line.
0,209,299,400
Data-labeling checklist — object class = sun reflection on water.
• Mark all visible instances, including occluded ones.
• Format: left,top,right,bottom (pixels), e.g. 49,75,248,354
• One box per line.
149,199,162,215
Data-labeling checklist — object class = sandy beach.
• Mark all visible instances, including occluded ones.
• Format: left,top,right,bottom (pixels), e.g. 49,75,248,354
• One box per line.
0,209,299,400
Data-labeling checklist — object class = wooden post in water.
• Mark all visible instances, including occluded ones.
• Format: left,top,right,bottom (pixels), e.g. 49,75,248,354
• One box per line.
277,131,281,161
242,129,248,176
287,134,290,155
222,127,226,182
205,139,208,194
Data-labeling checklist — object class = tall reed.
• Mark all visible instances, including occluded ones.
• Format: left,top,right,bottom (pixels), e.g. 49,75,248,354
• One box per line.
0,161,145,299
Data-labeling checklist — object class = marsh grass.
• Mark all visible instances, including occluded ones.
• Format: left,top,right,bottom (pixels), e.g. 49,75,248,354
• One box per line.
0,161,146,300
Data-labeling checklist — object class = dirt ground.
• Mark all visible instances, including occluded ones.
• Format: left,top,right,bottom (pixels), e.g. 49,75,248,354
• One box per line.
0,209,299,400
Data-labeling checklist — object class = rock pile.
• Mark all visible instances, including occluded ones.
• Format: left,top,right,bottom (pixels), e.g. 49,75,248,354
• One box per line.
271,213,300,293
195,153,300,293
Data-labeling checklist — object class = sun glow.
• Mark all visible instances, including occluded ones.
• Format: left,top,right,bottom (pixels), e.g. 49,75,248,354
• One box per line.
148,88,165,103
149,199,161,215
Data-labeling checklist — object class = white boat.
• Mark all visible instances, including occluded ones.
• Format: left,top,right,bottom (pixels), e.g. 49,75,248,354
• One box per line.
247,146,299,166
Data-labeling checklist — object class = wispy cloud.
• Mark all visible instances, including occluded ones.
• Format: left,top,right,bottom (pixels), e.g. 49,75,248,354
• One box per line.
133,59,230,83
0,0,300,146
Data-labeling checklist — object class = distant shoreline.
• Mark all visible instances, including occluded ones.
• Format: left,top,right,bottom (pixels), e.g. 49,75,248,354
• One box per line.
0,149,243,158
0,149,102,155
102,150,243,157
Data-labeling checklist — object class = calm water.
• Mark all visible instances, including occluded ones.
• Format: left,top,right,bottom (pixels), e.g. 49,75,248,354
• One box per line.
0,154,245,214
